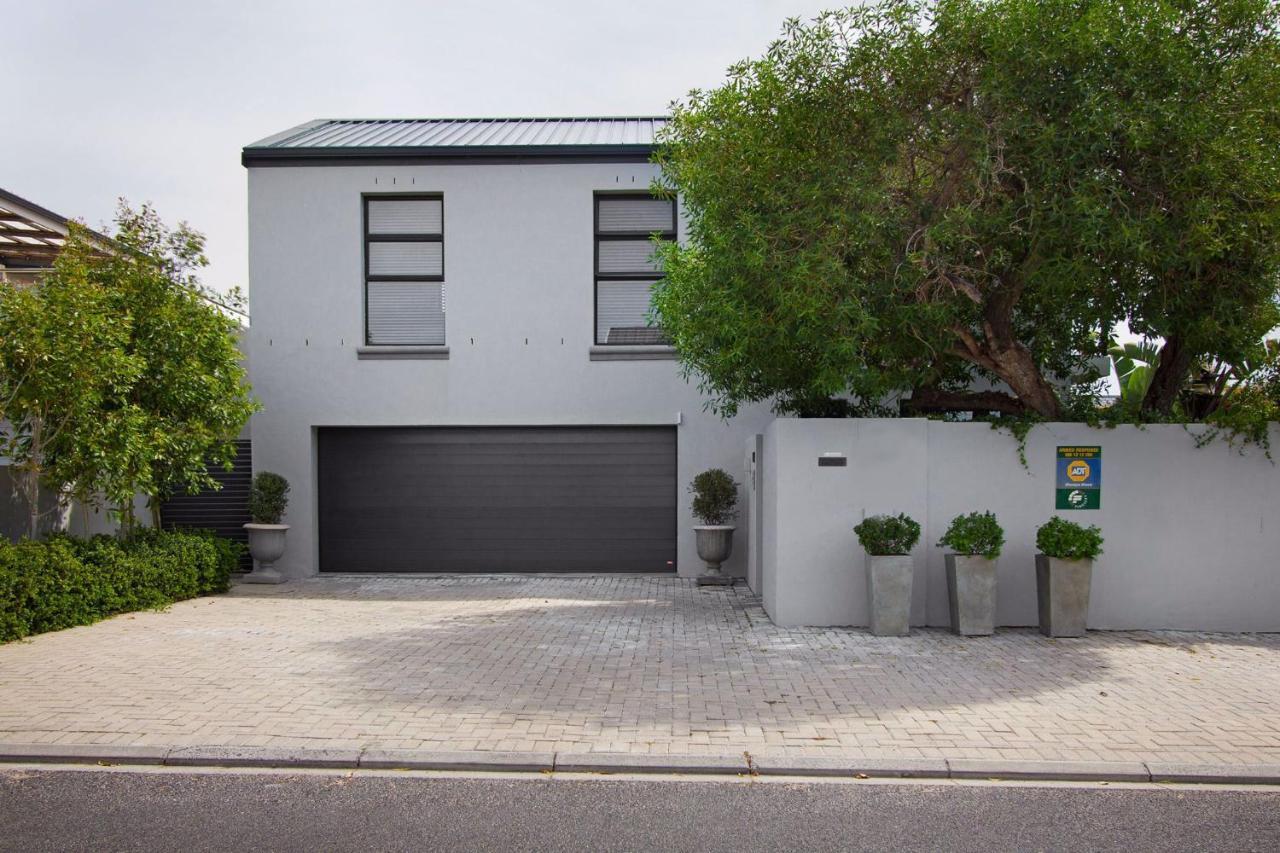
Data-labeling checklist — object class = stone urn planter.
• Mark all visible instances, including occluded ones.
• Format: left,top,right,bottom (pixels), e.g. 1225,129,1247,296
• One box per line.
694,525,735,583
865,555,913,636
938,511,1004,637
854,513,920,636
1034,517,1104,638
945,555,997,636
242,471,291,585
243,523,289,584
1035,556,1093,637
689,468,740,587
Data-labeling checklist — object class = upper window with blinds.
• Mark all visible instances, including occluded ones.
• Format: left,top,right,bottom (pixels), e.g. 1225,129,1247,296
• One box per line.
594,193,675,346
364,195,445,346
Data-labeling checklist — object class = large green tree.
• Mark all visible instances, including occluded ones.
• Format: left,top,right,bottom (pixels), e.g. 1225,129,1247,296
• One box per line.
653,0,1280,418
0,203,257,535
0,238,140,538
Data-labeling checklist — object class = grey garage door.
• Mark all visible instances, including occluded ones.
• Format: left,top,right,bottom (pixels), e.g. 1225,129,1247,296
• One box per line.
317,426,677,573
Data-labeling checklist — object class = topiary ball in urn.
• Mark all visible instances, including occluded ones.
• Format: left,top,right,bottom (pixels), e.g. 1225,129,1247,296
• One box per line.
243,471,291,584
690,468,739,586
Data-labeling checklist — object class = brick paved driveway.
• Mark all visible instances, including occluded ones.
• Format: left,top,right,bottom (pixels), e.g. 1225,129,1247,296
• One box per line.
1,576,1278,765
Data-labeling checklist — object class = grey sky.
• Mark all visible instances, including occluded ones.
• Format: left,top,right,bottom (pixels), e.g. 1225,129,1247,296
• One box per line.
4,0,833,297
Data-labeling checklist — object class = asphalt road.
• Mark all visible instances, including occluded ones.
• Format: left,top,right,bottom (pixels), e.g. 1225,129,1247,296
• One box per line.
2,767,1278,852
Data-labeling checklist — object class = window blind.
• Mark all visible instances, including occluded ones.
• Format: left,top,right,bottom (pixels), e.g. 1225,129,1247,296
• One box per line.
367,282,445,345
597,197,674,233
368,199,444,234
594,194,675,346
364,195,445,346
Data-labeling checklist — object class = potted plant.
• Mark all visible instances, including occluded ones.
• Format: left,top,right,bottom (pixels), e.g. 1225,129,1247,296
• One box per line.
1034,516,1104,637
854,513,920,636
243,471,290,584
938,511,1004,636
690,468,739,586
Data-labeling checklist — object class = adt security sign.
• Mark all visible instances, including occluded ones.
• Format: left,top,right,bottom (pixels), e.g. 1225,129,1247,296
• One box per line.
1056,446,1101,510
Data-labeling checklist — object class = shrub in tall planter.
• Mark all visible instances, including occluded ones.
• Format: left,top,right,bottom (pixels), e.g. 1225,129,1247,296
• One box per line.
938,511,1004,637
244,471,290,585
854,513,920,636
690,468,739,586
1034,517,1104,638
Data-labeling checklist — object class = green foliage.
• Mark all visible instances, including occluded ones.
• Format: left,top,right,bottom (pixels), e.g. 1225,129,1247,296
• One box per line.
854,513,921,556
1036,517,1105,561
689,468,739,525
0,530,233,643
1109,341,1161,410
248,472,290,525
938,511,1005,558
653,0,1280,421
0,202,258,537
191,529,247,587
0,241,142,538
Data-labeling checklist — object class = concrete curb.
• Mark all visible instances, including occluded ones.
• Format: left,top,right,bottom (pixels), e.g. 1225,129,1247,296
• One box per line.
554,753,752,775
1,745,1278,786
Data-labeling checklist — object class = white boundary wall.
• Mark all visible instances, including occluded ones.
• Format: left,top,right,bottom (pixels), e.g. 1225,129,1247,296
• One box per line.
756,418,1280,631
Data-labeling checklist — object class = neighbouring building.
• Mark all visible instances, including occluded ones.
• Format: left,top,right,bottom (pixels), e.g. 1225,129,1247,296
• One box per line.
242,117,774,579
0,187,101,283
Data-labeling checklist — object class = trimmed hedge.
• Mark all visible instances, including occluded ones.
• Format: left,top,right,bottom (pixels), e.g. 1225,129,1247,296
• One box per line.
0,529,242,643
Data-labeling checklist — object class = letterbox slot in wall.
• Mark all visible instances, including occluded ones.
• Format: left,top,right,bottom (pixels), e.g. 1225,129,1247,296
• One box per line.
818,453,847,467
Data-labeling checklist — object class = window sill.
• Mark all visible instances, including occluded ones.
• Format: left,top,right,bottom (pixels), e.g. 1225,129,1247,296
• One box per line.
357,346,450,360
589,345,677,362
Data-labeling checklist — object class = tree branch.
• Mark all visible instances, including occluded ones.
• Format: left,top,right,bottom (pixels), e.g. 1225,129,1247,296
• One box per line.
901,387,1029,416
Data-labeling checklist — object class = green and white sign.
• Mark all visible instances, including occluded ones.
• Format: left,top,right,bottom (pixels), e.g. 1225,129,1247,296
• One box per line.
1055,446,1101,510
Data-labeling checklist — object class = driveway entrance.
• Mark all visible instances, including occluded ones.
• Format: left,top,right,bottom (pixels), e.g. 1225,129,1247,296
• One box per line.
1,576,1278,767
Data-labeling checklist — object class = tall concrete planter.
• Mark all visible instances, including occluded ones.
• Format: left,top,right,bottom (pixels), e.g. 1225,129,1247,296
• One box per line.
854,513,920,636
1035,555,1093,637
945,555,997,636
865,555,913,636
694,525,735,586
243,524,289,584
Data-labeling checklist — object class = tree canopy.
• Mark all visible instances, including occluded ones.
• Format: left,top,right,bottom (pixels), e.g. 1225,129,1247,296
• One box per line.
652,0,1280,419
0,202,257,535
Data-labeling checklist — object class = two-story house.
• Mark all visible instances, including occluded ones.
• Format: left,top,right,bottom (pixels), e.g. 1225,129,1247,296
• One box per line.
243,117,774,580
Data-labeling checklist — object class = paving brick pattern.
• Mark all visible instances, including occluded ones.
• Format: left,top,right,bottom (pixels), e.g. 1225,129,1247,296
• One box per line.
1,576,1278,765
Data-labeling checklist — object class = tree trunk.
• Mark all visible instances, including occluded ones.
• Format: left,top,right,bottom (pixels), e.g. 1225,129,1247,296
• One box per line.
949,279,1063,420
1142,333,1192,416
23,419,42,541
985,340,1063,419
117,500,136,539
953,329,1063,419
27,475,39,541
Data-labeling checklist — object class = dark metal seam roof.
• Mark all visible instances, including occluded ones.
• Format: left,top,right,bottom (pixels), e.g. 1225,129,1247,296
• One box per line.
242,117,668,166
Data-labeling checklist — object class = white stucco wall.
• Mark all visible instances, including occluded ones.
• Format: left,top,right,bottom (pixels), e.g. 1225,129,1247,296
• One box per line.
760,418,1280,632
246,161,773,579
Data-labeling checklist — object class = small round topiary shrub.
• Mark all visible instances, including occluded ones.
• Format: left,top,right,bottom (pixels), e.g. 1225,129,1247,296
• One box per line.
1036,516,1104,561
854,513,921,556
938,511,1005,558
690,468,739,525
248,471,291,525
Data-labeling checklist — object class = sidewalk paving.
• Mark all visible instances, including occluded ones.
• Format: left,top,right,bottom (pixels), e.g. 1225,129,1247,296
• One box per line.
1,576,1278,773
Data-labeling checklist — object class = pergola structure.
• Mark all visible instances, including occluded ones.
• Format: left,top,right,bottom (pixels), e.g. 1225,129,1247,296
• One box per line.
0,187,109,281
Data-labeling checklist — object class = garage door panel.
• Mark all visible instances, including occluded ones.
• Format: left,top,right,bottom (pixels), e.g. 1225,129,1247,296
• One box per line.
318,426,677,573
330,482,676,506
329,509,676,536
